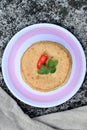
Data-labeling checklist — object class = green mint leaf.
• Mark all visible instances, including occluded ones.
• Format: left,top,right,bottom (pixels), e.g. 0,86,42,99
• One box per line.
37,59,58,75
45,70,49,74
37,70,45,74
47,59,58,67
37,65,49,75
49,67,56,73
41,65,49,74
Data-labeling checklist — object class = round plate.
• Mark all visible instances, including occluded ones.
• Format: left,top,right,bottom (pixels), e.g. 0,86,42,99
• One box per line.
2,23,86,108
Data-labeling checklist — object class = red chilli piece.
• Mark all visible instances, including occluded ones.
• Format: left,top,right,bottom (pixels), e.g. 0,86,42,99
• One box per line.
37,54,48,69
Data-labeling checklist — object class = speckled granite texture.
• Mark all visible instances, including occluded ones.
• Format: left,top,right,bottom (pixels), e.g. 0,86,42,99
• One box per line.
0,0,87,118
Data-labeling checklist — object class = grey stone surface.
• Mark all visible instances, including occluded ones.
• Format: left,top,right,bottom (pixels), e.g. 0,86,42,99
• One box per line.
0,0,87,118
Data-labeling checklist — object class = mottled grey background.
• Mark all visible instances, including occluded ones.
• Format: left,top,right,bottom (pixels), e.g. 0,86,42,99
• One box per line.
0,0,87,118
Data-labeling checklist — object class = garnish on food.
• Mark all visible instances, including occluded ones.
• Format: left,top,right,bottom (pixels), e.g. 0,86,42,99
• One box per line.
37,54,48,69
37,54,58,75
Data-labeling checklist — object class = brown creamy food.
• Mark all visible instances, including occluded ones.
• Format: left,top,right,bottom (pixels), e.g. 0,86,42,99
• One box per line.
20,41,72,92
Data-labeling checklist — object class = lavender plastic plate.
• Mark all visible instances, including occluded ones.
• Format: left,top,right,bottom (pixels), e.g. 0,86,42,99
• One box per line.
2,23,86,108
